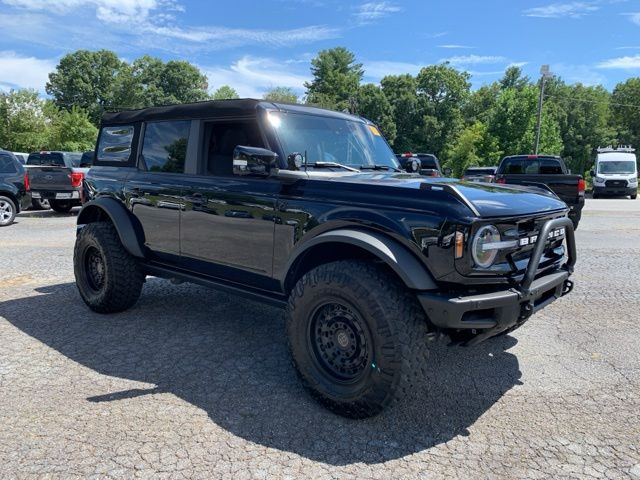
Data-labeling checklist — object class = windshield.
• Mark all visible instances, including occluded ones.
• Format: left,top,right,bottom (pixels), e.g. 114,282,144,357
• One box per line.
268,112,399,169
598,160,636,174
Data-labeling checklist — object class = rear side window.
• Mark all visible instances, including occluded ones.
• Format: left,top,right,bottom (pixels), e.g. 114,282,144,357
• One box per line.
97,126,135,163
141,121,190,173
0,155,18,173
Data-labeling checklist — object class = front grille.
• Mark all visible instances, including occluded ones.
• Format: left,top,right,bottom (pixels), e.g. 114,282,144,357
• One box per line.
605,180,627,187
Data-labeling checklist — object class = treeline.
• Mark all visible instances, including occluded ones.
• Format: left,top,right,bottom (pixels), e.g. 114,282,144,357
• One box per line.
1,47,639,176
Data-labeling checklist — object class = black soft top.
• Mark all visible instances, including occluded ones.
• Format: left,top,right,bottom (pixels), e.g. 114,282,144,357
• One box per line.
101,98,365,125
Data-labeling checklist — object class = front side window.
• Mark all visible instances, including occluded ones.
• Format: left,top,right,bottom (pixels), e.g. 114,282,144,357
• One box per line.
204,121,265,176
142,121,190,173
268,112,398,169
97,126,135,163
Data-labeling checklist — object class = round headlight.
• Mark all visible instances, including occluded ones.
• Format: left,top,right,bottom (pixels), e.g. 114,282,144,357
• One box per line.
472,225,501,268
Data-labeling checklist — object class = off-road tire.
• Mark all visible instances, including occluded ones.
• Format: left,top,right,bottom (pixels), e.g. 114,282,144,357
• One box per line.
0,196,17,226
31,198,50,210
50,200,73,213
286,260,431,418
74,222,144,313
631,193,637,200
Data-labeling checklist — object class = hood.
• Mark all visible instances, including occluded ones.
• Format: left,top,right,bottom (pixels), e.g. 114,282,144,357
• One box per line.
316,173,568,218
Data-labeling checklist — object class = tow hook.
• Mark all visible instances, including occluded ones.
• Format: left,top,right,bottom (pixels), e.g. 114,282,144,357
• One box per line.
562,279,574,296
519,302,534,321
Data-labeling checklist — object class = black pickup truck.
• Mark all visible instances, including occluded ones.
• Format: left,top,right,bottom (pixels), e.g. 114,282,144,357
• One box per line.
494,155,585,229
26,151,90,212
75,99,576,418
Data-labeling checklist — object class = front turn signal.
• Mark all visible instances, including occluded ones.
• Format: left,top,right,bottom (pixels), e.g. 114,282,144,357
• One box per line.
455,231,464,259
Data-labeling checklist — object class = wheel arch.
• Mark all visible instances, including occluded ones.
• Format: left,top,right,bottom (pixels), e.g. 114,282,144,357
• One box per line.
76,197,146,258
283,229,438,294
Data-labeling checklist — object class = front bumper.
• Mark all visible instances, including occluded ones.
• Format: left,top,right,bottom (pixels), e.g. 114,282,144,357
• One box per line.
418,217,576,344
593,185,636,196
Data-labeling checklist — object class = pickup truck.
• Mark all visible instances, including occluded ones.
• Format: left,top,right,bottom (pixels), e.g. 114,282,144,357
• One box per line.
494,155,585,229
396,152,448,176
26,151,90,212
74,99,577,418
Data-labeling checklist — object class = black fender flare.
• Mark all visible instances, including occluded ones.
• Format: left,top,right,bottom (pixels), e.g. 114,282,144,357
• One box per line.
285,229,438,291
76,197,146,258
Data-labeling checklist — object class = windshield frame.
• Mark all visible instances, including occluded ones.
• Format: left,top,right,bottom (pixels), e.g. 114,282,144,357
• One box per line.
265,110,400,171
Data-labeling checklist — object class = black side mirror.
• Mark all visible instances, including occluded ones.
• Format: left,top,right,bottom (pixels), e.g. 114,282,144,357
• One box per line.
233,146,278,176
589,170,595,178
443,167,453,177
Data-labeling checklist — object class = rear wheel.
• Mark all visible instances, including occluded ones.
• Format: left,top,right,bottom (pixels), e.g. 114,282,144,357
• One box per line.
286,260,431,418
631,193,637,200
0,196,16,226
74,222,145,313
31,198,50,210
50,200,73,213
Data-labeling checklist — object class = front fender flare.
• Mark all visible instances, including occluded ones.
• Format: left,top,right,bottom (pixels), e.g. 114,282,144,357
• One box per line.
286,229,438,291
76,197,146,258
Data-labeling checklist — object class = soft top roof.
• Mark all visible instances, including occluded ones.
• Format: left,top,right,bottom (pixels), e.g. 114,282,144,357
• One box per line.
101,98,366,125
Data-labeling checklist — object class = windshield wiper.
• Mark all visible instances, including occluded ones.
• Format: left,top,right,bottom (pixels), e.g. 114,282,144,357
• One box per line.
360,164,402,172
305,162,359,172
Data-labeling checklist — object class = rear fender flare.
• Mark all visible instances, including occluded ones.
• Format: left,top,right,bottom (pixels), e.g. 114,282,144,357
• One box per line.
76,197,146,258
284,229,437,291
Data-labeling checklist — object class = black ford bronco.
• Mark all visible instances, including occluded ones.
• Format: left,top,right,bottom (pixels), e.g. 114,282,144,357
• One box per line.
74,99,576,418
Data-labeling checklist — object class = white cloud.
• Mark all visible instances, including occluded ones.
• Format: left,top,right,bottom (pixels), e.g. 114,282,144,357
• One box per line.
0,51,56,92
362,61,423,81
552,63,608,84
596,54,640,69
202,56,310,99
441,55,508,66
523,2,599,18
354,1,402,23
438,44,475,49
627,12,640,25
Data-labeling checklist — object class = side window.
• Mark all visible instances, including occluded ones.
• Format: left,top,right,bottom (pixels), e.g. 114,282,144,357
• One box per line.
141,121,190,173
0,155,18,173
204,121,265,176
97,126,135,162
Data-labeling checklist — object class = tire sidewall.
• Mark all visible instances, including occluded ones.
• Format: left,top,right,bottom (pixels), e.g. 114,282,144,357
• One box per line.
74,226,112,306
0,196,16,226
288,273,401,409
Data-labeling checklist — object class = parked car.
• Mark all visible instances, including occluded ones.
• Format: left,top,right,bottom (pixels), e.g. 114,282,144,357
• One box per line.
26,151,88,212
12,152,28,164
591,146,638,199
462,166,498,183
494,154,585,229
75,99,576,418
396,152,448,176
0,150,31,226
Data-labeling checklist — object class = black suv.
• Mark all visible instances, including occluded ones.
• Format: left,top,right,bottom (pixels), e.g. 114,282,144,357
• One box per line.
74,99,576,418
0,150,31,226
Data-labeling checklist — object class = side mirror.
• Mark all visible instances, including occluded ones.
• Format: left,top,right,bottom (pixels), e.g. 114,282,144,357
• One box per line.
233,146,278,176
443,167,453,177
589,170,595,178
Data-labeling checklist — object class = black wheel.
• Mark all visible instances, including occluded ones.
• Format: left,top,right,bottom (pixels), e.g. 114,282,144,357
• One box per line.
31,198,50,210
592,193,599,199
50,200,73,213
74,222,144,313
286,260,431,418
632,194,637,200
0,196,16,226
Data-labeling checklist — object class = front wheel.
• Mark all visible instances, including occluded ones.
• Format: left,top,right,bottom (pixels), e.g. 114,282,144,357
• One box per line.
0,196,16,226
631,193,637,200
74,222,145,313
50,200,73,213
286,260,431,418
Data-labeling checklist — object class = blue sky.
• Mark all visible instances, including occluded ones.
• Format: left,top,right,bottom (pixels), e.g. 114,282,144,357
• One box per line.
1,0,640,97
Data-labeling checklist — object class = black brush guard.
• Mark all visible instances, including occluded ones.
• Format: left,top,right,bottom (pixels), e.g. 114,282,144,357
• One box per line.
417,217,576,345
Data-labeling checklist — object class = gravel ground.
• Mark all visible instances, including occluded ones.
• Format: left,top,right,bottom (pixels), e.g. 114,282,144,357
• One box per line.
0,200,639,479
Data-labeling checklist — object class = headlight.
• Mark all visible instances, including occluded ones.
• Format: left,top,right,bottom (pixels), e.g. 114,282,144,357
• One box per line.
595,176,605,183
629,177,638,184
472,225,501,268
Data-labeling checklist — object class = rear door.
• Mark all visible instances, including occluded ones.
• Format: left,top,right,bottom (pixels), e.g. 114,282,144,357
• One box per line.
123,120,192,260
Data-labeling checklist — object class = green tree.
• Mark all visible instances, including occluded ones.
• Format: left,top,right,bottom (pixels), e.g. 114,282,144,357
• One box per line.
46,49,124,124
446,121,502,176
305,47,363,111
263,87,298,103
611,78,640,149
0,89,49,152
413,63,471,159
380,74,418,151
211,85,239,100
499,66,530,91
355,84,397,144
46,105,98,151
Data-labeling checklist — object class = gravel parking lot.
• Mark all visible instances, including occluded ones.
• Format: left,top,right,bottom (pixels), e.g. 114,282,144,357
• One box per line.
1,200,639,479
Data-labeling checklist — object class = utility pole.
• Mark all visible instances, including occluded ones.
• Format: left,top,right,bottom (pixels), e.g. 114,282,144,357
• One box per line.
534,65,553,155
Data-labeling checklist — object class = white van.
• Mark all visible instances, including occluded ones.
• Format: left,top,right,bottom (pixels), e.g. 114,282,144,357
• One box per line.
591,146,638,199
